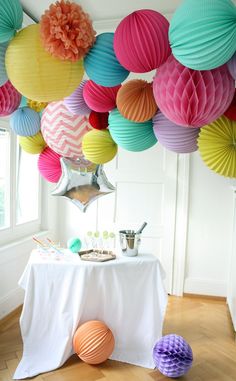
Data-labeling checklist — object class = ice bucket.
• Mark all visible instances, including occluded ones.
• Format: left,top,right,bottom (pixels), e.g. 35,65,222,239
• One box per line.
119,230,141,257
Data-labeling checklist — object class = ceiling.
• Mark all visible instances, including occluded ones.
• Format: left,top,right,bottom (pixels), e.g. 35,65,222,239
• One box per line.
20,0,183,23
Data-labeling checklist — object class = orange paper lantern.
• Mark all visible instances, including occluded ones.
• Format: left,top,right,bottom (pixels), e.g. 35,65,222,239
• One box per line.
73,320,115,364
116,79,157,122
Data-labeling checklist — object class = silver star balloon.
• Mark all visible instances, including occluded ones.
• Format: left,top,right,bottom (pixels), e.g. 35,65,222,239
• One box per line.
51,157,115,212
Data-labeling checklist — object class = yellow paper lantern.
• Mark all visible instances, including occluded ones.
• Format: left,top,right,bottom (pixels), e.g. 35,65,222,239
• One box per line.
19,132,46,154
198,116,236,178
5,24,84,102
82,129,117,164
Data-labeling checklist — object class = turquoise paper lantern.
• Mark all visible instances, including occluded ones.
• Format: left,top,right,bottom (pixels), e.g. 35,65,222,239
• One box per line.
169,0,236,70
109,108,157,152
0,0,23,43
0,42,8,86
10,107,41,136
84,33,129,87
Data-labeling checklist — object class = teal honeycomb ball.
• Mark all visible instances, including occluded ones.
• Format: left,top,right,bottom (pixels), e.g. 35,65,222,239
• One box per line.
109,108,157,152
169,0,236,70
67,238,82,253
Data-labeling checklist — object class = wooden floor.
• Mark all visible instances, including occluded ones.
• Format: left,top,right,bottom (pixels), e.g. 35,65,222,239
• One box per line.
1,296,236,381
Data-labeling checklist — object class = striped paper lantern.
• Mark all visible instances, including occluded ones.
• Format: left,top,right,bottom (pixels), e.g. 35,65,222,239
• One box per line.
84,33,129,87
73,320,115,365
10,107,40,136
153,111,200,153
0,42,8,86
109,108,157,152
38,147,62,183
41,101,92,159
83,80,120,112
64,80,91,116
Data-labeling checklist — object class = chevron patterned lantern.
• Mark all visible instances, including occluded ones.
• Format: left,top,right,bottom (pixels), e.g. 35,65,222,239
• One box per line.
41,101,92,159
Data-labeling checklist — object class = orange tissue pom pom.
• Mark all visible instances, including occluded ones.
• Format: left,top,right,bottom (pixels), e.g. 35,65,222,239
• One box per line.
40,0,96,62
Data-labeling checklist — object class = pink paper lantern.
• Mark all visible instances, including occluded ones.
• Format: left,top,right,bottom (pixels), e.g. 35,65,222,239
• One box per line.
0,80,21,116
63,80,91,116
153,111,200,153
114,9,171,73
83,80,120,112
41,101,92,159
153,55,235,128
38,147,62,183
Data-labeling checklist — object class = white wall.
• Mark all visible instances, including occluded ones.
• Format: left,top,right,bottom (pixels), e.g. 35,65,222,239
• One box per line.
0,182,59,319
184,151,233,297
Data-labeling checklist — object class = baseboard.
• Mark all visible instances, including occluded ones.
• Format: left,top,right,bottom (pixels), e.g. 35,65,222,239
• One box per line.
184,277,227,297
0,287,24,320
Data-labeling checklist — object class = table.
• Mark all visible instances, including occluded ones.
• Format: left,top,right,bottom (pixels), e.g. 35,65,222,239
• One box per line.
14,250,167,379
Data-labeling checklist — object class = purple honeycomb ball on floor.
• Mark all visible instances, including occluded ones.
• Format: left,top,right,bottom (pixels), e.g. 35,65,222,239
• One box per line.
153,334,193,378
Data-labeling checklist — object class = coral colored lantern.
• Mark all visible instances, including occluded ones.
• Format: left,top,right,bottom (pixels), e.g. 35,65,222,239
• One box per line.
73,320,115,365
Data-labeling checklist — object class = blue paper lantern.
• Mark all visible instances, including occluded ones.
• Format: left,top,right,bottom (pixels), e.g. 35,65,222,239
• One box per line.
10,107,41,136
169,0,236,70
109,108,157,152
84,33,129,87
0,42,8,86
0,0,23,43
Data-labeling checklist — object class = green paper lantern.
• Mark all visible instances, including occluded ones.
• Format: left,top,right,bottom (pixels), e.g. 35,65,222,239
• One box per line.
169,0,236,70
67,237,82,253
0,0,23,43
108,109,157,152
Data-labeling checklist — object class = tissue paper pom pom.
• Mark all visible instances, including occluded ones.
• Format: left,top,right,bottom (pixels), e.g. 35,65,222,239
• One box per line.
117,79,157,122
83,80,120,113
19,132,46,154
40,0,96,62
84,33,129,87
198,116,236,178
153,334,193,378
10,107,41,136
224,91,236,121
89,111,108,130
82,129,117,164
114,9,171,73
64,80,91,115
38,147,62,183
227,52,236,80
169,0,236,70
153,55,234,128
0,80,21,116
0,43,8,86
109,108,157,152
27,99,48,113
73,320,115,365
153,111,199,154
41,101,92,159
0,0,23,43
5,24,84,102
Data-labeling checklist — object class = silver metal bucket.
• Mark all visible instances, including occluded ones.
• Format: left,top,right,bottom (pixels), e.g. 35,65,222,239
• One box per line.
119,230,141,257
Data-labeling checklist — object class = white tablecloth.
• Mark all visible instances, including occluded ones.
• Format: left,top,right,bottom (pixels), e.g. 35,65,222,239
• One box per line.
14,250,167,379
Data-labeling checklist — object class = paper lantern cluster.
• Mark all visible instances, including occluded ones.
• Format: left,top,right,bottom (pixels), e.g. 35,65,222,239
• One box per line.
1,0,236,213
